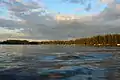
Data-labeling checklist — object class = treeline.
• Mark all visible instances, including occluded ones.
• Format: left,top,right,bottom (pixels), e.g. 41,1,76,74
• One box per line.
0,40,39,45
39,34,120,46
0,34,120,46
74,34,120,46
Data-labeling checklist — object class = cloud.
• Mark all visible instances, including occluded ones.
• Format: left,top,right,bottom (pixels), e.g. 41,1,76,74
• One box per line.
0,0,120,40
62,0,93,11
62,0,88,4
100,0,114,4
85,3,91,11
0,27,25,40
62,0,114,4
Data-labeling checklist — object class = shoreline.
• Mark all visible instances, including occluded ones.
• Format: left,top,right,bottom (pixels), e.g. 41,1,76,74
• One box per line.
0,44,120,47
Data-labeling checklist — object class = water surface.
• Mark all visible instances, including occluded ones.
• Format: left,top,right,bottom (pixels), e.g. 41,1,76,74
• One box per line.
0,45,120,80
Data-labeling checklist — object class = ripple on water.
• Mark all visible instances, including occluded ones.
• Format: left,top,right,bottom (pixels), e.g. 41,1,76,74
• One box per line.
0,46,120,80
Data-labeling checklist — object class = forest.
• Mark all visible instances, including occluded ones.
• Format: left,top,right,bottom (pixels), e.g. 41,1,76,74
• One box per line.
39,34,120,46
0,34,120,46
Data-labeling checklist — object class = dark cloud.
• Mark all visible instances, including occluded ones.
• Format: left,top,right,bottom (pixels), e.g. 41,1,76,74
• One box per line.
62,0,93,11
85,3,91,11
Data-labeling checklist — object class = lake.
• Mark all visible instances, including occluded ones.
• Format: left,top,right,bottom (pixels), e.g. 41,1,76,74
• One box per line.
0,45,120,80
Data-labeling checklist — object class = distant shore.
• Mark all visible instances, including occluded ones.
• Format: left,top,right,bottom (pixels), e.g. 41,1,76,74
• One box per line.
0,34,120,47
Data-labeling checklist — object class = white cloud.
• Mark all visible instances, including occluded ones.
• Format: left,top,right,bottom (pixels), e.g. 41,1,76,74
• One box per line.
0,0,120,40
101,0,114,4
0,27,26,40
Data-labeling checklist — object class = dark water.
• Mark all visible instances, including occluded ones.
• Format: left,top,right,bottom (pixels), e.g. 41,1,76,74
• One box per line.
0,45,120,80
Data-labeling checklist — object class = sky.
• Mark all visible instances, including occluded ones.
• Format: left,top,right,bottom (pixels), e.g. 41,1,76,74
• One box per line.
0,0,120,40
